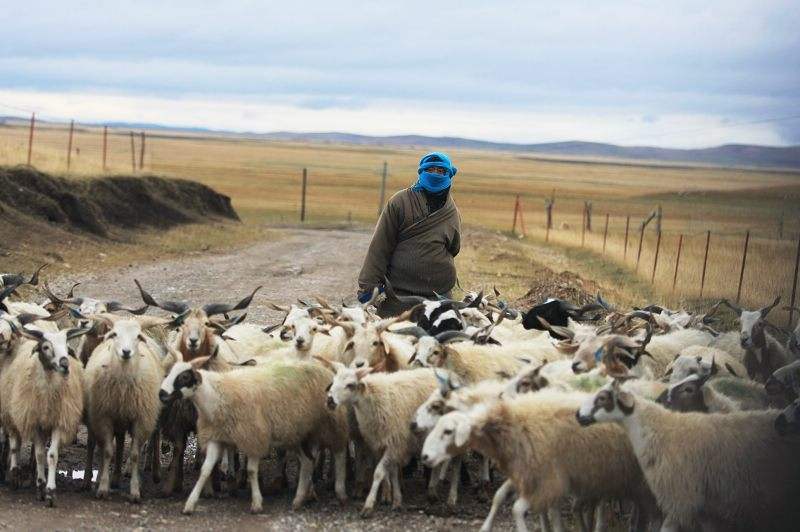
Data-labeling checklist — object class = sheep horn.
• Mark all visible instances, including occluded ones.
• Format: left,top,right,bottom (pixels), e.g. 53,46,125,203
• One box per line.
391,326,430,339
26,263,48,286
383,277,426,306
203,286,262,317
43,283,83,307
361,287,381,309
434,330,473,344
467,290,484,309
596,293,614,311
105,301,149,315
262,323,282,334
537,316,575,340
134,279,190,315
717,299,742,317
760,296,781,318
0,283,20,312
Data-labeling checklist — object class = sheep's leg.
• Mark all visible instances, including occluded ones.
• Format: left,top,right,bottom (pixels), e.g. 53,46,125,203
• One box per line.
549,506,565,532
332,449,347,503
163,432,187,497
182,441,221,515
512,497,531,532
246,453,263,513
361,453,389,518
446,455,462,509
7,432,20,490
593,500,606,532
33,433,46,501
390,462,402,510
0,428,6,483
427,462,442,503
478,455,491,501
149,430,161,484
111,431,125,488
292,448,315,510
540,513,553,532
480,479,514,532
128,435,142,503
82,433,95,491
96,433,114,499
44,429,61,507
659,519,681,532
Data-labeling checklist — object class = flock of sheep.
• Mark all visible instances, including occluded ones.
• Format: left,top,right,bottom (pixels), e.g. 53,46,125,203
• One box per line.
1,264,800,531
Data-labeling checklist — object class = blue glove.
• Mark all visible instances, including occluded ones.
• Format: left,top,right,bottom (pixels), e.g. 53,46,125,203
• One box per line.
358,286,384,304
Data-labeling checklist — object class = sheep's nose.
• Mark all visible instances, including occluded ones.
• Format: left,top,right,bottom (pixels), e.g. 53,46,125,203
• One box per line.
421,453,431,466
159,390,171,403
571,361,582,374
355,360,365,368
295,338,305,347
326,396,337,410
121,349,132,359
59,358,70,374
410,421,418,432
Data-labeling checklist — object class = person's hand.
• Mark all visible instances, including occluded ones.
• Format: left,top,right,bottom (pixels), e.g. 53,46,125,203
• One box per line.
357,289,373,304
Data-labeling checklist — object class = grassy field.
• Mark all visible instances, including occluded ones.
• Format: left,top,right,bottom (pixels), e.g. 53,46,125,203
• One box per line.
1,121,799,321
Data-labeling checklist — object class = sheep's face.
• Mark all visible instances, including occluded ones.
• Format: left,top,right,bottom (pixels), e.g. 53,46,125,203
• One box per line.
504,364,549,397
106,319,147,361
775,399,800,436
346,324,383,369
77,299,105,328
572,332,644,374
765,359,800,407
327,365,370,408
421,411,471,468
789,330,800,357
340,306,368,325
576,382,634,425
665,374,708,413
664,354,714,384
457,308,491,329
281,316,326,352
34,330,72,374
0,320,15,355
412,390,448,433
179,309,212,355
738,309,763,349
411,337,446,367
160,361,201,402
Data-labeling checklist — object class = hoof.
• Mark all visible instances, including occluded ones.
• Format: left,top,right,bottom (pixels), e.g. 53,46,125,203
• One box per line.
9,468,20,490
360,506,374,519
152,474,161,485
181,507,194,516
427,492,439,504
250,504,262,514
337,495,348,506
129,493,141,504
37,480,46,501
45,488,56,508
96,489,109,500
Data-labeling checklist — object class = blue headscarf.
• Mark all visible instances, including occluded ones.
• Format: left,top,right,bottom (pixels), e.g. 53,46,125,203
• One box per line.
412,151,457,193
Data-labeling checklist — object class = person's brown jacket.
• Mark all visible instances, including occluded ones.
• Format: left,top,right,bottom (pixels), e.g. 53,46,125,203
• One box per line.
358,188,461,297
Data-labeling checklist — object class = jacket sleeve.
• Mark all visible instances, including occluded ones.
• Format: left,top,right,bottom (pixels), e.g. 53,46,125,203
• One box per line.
447,229,461,257
358,201,401,289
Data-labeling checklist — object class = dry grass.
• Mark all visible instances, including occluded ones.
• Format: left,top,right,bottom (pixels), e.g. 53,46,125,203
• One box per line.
1,121,799,320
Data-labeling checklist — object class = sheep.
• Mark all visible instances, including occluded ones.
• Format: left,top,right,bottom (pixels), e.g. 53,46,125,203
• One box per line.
765,359,800,408
0,322,89,505
775,398,800,436
718,297,792,382
322,360,440,517
411,374,507,506
337,308,417,369
663,345,747,383
576,380,800,531
83,315,173,502
422,389,658,532
159,357,349,515
782,306,800,357
520,296,606,332
662,373,738,413
398,330,531,385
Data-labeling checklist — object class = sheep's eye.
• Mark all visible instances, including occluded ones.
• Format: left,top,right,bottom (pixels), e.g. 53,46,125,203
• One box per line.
443,429,453,436
346,383,356,390
372,341,379,347
325,382,332,392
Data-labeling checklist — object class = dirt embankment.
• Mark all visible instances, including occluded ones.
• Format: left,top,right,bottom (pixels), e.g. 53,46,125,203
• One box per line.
0,166,238,239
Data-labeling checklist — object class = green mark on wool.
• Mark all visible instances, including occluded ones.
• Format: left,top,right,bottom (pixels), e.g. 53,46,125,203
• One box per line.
261,362,314,382
711,378,757,400
569,374,608,392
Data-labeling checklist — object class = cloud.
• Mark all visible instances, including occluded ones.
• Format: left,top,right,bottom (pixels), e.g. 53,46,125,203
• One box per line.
1,0,799,146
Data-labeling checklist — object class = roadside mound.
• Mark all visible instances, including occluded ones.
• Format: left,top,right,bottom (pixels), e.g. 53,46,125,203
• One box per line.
0,165,238,238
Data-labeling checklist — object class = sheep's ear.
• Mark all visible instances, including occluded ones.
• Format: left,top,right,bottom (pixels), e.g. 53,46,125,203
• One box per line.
355,366,374,380
192,369,202,385
709,357,719,376
442,345,457,363
616,390,635,414
454,418,471,447
655,389,668,405
495,370,512,380
724,362,739,377
237,359,257,366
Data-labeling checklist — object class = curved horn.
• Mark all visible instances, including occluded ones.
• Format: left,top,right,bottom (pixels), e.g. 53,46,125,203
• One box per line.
760,296,781,318
105,301,149,315
383,277,426,305
203,286,262,317
361,287,380,309
537,316,575,340
434,330,473,344
42,283,83,307
25,263,49,286
134,279,189,314
391,326,430,339
467,290,484,309
596,293,614,311
717,299,742,316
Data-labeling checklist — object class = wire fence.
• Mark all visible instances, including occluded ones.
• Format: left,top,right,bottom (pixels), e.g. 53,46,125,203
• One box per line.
1,111,799,324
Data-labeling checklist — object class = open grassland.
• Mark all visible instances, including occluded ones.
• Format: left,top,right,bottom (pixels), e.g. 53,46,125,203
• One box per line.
2,122,799,321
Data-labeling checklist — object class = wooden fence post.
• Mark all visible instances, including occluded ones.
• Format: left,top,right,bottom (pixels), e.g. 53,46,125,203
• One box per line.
102,125,108,171
300,168,308,222
736,230,750,304
139,131,145,170
511,195,520,234
66,119,75,172
651,230,662,284
602,213,610,254
635,223,645,272
545,197,554,230
581,204,586,247
378,161,387,216
788,234,800,327
585,201,593,232
518,197,527,237
700,230,711,297
26,112,35,166
623,215,630,260
672,234,684,293
129,131,136,173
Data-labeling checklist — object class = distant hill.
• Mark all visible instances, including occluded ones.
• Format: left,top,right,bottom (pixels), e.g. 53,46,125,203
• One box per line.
2,116,798,170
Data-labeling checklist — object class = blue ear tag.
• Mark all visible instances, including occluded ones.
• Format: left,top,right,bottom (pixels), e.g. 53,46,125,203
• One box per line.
594,347,604,362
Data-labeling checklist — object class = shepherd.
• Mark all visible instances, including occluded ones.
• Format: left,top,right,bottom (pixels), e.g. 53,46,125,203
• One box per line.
357,152,462,317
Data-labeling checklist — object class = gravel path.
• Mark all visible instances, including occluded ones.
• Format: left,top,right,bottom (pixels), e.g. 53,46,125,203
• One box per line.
1,227,517,531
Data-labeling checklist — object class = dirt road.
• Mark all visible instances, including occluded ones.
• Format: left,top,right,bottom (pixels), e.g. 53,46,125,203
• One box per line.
1,228,518,531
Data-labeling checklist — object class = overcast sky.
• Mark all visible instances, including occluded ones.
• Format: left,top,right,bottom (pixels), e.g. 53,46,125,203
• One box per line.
2,0,799,148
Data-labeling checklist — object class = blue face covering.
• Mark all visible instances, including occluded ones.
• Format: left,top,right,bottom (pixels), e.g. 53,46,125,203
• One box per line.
413,152,457,193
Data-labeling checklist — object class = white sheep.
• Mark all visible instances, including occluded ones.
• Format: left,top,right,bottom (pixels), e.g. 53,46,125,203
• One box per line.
160,357,349,514
322,360,440,517
577,380,800,531
663,345,747,383
84,315,170,502
422,389,658,532
0,322,89,506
